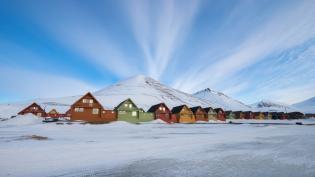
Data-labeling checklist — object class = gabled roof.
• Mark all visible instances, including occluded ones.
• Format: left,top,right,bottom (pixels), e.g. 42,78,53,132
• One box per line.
72,92,104,109
18,102,45,114
214,108,224,113
114,98,138,110
204,107,214,113
147,103,169,113
171,105,189,114
190,106,204,114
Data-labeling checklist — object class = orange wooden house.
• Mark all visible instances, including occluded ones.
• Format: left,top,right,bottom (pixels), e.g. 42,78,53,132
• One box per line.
70,92,116,123
18,102,46,117
190,106,208,122
171,105,195,123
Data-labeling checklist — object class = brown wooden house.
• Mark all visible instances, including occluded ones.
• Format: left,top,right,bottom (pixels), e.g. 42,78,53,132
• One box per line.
233,111,244,119
70,92,116,123
190,106,208,122
243,111,253,119
18,102,46,117
214,108,226,121
171,105,195,123
147,103,173,123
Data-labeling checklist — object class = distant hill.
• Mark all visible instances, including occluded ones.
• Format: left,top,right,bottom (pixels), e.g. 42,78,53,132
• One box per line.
292,97,315,113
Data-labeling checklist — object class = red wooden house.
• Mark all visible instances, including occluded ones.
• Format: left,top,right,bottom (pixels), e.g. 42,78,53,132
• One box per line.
70,92,116,123
18,102,46,117
147,103,173,123
243,111,254,119
214,108,226,121
46,109,60,118
190,106,208,122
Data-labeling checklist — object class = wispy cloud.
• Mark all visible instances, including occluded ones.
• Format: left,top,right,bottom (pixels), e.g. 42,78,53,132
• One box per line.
172,0,315,95
0,65,97,100
125,0,200,79
24,1,139,78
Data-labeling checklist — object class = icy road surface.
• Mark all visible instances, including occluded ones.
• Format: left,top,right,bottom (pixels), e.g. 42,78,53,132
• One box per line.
1,115,315,177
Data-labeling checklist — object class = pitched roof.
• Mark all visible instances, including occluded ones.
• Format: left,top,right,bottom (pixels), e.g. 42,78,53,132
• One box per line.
190,106,203,114
147,103,169,112
204,107,214,113
114,98,138,110
171,105,187,114
18,102,45,114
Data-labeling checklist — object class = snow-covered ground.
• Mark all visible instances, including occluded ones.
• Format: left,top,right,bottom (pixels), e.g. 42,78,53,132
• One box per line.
1,115,315,177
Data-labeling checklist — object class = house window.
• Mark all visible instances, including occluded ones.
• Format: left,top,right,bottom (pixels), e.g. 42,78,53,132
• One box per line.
32,107,38,110
129,104,132,108
89,99,93,104
162,107,165,111
92,108,99,114
132,111,137,117
119,111,126,114
37,113,42,117
74,108,84,112
159,107,162,110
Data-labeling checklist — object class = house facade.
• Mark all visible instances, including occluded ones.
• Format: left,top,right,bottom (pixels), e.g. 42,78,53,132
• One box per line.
18,103,46,117
214,108,226,121
171,105,195,123
190,106,208,122
147,103,173,123
234,111,244,119
225,111,235,119
243,111,253,119
204,107,217,120
115,98,153,123
70,92,116,123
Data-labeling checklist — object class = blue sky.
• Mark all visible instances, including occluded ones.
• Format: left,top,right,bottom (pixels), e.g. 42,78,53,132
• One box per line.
0,0,314,104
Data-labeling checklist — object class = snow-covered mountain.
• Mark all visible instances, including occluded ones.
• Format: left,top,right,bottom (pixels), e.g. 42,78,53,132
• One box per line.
193,88,251,111
292,97,315,113
92,75,221,110
251,100,299,112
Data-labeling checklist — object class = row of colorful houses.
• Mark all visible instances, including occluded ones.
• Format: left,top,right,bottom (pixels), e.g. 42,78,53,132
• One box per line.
18,92,306,123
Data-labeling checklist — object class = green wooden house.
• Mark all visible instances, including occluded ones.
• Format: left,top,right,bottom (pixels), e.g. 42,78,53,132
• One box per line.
114,98,153,123
225,111,235,119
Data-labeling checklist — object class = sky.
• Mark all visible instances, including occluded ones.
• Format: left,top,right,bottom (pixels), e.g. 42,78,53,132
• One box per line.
0,0,315,105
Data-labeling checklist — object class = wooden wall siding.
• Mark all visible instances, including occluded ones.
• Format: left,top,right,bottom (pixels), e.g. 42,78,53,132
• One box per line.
147,103,172,123
233,112,244,119
253,112,264,119
215,108,226,121
18,103,46,117
115,99,145,123
172,105,195,123
191,107,208,122
263,112,271,119
138,112,154,122
204,107,217,120
225,112,235,119
244,112,253,119
47,109,60,118
70,92,116,123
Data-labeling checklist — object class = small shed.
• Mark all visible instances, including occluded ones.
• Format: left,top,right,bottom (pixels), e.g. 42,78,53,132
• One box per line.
204,107,217,120
47,109,60,118
171,105,195,123
147,103,172,123
190,106,208,122
18,102,46,117
214,108,226,121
